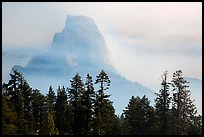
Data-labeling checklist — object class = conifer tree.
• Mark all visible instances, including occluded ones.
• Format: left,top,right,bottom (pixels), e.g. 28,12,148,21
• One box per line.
68,74,85,135
55,86,72,135
171,70,198,135
154,71,171,134
99,99,118,135
21,81,33,134
94,70,116,135
3,69,33,134
31,89,47,135
81,74,95,135
46,86,56,115
123,96,155,135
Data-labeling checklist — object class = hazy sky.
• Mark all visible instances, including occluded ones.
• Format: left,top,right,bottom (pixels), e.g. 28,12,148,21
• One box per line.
2,2,202,92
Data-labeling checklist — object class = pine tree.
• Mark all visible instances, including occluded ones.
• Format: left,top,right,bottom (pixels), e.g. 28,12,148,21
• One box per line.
38,94,48,135
5,69,24,119
154,71,171,134
31,89,47,135
40,86,58,135
3,69,32,134
46,86,56,115
68,74,85,135
94,70,116,135
171,70,198,135
123,96,155,135
55,86,72,135
21,81,33,134
95,70,111,92
99,99,118,135
81,74,95,135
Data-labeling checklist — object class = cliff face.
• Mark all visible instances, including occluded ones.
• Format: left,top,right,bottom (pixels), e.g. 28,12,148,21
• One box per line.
13,15,155,115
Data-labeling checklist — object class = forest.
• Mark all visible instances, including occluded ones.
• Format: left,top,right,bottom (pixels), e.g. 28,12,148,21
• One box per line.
2,69,202,135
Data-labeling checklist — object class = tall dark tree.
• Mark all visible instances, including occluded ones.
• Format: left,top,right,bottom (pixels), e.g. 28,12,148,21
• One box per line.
55,86,72,135
42,86,58,135
3,69,33,134
154,71,171,134
38,93,48,135
95,70,111,93
5,69,25,116
99,99,119,135
94,70,117,135
68,74,85,135
81,74,95,135
171,70,198,135
21,81,33,134
46,86,56,115
95,70,111,108
123,96,155,135
31,89,47,135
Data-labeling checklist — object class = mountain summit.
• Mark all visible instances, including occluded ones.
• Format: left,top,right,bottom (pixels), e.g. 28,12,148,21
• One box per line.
51,15,111,69
13,15,155,115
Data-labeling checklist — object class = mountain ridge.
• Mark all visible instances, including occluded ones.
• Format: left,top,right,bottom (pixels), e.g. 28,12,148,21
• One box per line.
11,15,157,114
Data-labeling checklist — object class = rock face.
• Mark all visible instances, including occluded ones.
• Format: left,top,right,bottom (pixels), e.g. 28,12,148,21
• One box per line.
51,15,111,69
13,15,155,114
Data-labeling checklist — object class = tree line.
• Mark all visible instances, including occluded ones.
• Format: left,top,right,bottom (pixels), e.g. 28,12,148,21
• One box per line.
2,69,202,135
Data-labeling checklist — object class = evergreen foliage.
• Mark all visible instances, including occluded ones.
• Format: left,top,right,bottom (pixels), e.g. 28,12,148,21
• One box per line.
171,70,199,135
154,71,172,134
2,69,202,135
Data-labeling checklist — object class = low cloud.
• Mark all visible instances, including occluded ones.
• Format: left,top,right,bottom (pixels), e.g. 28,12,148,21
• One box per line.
2,47,47,83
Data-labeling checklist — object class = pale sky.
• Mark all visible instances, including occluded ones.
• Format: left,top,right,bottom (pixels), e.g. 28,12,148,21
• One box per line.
2,2,202,92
